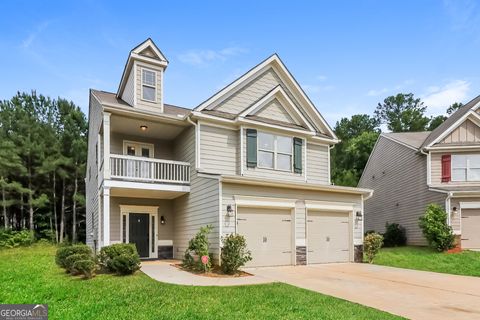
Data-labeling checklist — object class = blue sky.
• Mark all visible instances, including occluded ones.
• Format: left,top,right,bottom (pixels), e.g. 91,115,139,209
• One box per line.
1,0,479,126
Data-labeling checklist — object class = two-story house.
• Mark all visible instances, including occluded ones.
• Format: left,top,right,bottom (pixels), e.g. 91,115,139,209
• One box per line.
359,96,480,249
86,39,373,267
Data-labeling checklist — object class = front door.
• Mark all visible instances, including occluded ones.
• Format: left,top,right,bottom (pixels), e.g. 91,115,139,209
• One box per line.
129,213,149,258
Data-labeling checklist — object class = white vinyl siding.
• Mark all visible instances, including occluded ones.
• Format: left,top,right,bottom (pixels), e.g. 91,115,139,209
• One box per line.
121,69,135,106
199,125,238,175
439,119,480,144
451,154,480,182
306,143,330,184
255,98,296,124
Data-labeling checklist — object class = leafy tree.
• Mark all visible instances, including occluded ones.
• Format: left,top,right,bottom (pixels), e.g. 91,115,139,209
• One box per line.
447,102,463,115
428,115,447,131
375,93,430,132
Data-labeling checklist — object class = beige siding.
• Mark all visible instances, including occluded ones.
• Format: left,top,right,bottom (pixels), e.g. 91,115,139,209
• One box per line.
135,61,163,112
440,119,480,144
110,132,174,160
221,182,363,246
173,127,221,260
86,93,103,248
109,197,174,242
431,151,480,185
359,136,446,245
121,68,135,106
199,124,238,175
307,143,329,184
450,197,480,235
255,98,295,124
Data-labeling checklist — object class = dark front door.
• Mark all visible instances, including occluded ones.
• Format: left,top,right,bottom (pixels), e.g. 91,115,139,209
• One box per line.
129,213,149,258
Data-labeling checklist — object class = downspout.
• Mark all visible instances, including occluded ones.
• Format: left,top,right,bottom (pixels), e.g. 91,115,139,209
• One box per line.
446,191,453,226
187,116,200,171
328,145,335,185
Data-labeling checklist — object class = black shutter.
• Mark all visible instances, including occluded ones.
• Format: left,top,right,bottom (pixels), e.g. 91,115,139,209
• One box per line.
246,129,257,168
293,137,303,173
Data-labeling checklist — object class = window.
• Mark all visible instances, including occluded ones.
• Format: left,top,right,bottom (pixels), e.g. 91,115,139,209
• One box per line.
123,141,154,158
257,132,293,171
141,69,156,102
451,154,480,182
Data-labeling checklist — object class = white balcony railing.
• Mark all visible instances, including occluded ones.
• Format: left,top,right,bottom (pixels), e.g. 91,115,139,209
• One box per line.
110,154,190,184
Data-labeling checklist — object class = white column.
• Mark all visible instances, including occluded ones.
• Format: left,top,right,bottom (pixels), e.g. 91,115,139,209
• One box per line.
103,187,110,246
103,112,111,179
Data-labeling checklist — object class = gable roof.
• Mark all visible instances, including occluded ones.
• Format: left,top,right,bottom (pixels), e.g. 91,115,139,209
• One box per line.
194,54,337,140
421,95,480,149
383,132,431,149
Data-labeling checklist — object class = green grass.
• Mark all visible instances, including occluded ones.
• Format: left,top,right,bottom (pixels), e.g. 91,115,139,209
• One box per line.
0,244,401,320
372,246,480,277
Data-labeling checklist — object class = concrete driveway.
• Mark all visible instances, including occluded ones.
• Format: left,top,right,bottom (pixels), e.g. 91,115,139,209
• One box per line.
247,263,480,320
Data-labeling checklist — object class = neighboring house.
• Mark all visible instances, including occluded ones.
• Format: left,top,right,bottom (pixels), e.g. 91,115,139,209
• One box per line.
86,39,372,267
359,96,480,249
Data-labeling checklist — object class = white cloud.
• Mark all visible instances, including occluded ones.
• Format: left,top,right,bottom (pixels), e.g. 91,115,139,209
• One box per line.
422,80,470,113
367,79,415,97
178,46,247,67
366,88,388,96
21,21,50,49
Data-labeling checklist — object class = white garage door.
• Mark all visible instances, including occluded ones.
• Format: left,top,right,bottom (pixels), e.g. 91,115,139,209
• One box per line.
462,209,480,249
237,207,293,267
307,211,350,263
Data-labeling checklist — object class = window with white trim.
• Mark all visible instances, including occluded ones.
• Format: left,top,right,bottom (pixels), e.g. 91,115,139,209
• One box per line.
451,154,480,182
141,69,156,102
257,132,293,171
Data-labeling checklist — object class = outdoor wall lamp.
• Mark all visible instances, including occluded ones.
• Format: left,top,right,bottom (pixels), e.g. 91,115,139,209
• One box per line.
160,216,166,225
452,207,458,215
226,205,234,216
355,211,363,220
140,125,148,131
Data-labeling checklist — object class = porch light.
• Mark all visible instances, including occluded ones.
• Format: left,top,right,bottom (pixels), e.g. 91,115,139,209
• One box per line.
140,125,148,131
160,215,166,225
452,207,458,215
355,211,363,220
227,205,234,216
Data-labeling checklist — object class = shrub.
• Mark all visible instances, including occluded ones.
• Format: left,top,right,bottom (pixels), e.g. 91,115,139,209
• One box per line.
182,225,213,271
364,232,383,263
65,253,92,273
73,259,97,279
383,223,407,247
0,229,34,248
419,204,455,252
99,243,140,275
221,234,252,274
55,244,92,269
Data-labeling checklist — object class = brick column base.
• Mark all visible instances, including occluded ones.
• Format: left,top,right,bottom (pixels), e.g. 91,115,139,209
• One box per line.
354,245,364,263
296,246,306,265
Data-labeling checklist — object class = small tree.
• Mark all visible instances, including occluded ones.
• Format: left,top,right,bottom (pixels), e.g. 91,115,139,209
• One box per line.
183,225,213,271
221,234,252,274
383,222,407,247
364,233,383,263
419,204,455,251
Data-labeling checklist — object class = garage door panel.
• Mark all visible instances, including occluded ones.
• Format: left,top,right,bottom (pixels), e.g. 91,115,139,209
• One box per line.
308,211,350,264
462,209,480,249
237,207,293,267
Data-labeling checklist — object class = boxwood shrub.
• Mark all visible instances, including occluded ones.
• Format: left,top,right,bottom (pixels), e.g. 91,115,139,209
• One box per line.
55,244,92,269
99,243,140,275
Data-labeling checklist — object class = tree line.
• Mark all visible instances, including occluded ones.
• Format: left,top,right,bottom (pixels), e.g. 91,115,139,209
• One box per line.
0,91,87,243
331,93,463,187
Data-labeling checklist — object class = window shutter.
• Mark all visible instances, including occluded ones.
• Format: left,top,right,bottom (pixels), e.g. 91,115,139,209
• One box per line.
293,137,303,174
441,154,451,182
246,129,257,168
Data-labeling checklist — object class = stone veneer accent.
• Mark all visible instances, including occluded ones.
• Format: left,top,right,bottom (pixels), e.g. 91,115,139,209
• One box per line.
296,246,306,265
354,245,363,263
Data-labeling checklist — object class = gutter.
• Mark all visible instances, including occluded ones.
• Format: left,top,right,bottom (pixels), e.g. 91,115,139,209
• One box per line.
187,116,201,171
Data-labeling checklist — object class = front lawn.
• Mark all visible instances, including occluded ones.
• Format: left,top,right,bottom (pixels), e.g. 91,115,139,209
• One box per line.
372,246,480,277
0,244,401,320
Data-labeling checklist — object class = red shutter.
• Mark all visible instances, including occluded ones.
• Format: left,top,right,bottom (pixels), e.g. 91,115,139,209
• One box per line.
441,154,451,183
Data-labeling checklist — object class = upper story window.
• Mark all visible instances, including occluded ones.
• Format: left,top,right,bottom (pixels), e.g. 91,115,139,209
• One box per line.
451,154,480,182
141,69,156,102
123,140,154,158
257,132,293,171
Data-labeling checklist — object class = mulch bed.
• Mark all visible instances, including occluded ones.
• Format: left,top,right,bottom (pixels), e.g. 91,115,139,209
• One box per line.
446,247,463,254
172,264,252,278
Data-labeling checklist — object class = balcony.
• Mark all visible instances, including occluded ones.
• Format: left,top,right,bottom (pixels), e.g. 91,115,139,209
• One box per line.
110,154,190,184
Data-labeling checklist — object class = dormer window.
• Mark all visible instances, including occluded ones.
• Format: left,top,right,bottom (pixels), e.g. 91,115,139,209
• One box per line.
141,68,156,102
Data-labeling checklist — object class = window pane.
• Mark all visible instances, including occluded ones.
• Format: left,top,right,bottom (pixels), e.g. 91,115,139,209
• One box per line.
142,69,156,86
258,150,274,168
452,155,466,169
452,168,466,181
141,148,150,158
468,168,480,181
277,136,292,154
127,146,135,156
277,154,292,171
469,155,480,168
142,85,156,101
258,132,274,151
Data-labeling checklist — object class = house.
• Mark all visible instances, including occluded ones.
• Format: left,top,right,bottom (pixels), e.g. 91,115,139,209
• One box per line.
359,97,480,249
85,39,373,267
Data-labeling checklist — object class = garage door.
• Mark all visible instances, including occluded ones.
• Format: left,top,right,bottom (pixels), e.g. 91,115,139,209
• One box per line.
237,207,293,267
307,211,350,263
462,209,480,249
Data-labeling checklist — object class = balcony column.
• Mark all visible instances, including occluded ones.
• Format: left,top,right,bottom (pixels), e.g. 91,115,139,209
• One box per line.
103,186,110,246
103,112,111,179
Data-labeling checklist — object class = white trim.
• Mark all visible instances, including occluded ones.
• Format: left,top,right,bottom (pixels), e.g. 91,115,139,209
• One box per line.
119,205,159,259
104,179,190,193
427,109,480,147
218,180,223,263
122,140,155,158
103,187,110,246
459,201,480,209
103,112,111,179
131,39,168,62
428,145,480,151
237,118,315,136
234,195,297,208
240,126,244,176
327,145,332,184
238,86,316,132
304,200,356,212
197,121,202,169
304,139,308,182
140,67,157,103
427,151,432,185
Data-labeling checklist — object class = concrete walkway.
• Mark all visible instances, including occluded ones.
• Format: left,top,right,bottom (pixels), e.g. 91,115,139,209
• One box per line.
247,263,480,320
141,260,273,286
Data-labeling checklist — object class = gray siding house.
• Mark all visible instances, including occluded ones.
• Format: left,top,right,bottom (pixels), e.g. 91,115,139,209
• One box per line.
86,39,372,267
359,97,480,249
